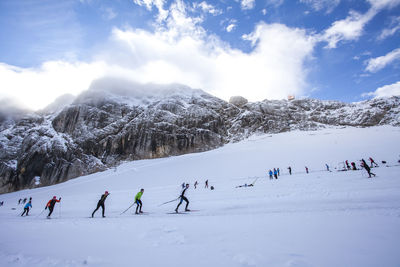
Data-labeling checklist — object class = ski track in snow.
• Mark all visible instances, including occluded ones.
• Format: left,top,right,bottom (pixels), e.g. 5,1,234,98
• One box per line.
0,126,400,267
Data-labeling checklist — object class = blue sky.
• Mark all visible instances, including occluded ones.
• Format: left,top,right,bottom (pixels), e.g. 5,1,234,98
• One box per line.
0,0,399,110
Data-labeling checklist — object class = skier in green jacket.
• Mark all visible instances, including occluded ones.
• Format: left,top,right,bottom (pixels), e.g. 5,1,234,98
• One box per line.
135,189,144,214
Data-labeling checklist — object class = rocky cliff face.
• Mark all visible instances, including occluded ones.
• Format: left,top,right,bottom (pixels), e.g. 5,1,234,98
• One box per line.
1,82,399,193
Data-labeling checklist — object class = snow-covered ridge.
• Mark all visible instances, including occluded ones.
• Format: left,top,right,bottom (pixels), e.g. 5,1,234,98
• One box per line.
0,81,399,193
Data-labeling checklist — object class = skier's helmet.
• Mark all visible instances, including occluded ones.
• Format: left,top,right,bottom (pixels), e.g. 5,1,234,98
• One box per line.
105,191,109,194
53,196,56,199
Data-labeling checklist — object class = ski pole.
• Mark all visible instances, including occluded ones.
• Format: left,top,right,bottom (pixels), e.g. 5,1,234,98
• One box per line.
36,208,46,218
120,203,135,215
158,197,179,207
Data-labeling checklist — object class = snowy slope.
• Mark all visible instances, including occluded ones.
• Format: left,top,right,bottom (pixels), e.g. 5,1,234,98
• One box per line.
0,126,399,267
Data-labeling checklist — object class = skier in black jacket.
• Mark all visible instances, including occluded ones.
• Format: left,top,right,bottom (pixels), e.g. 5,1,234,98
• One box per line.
361,159,376,178
92,191,110,218
175,184,190,212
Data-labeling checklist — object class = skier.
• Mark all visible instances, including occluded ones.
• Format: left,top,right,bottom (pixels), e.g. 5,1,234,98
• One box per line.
326,164,330,171
305,166,309,174
18,199,22,205
205,180,208,188
361,159,376,178
175,183,190,212
0,201,3,206
45,196,61,218
268,170,273,179
345,160,351,170
194,181,198,189
351,162,357,170
92,191,110,218
236,183,254,188
22,198,27,204
273,168,278,179
288,166,292,175
369,157,378,168
181,182,185,189
277,168,280,176
134,189,144,214
21,199,32,216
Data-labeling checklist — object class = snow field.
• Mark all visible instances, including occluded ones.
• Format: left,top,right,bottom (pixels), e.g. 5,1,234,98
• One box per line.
0,126,399,267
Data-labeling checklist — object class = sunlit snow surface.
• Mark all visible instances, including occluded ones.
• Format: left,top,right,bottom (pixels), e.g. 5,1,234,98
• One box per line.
0,126,399,267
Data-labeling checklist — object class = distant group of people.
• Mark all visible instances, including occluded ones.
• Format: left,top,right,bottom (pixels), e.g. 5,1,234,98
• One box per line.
268,168,280,179
186,180,209,189
265,157,381,181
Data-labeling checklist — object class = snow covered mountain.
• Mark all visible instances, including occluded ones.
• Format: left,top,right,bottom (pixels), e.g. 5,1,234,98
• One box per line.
0,78,399,193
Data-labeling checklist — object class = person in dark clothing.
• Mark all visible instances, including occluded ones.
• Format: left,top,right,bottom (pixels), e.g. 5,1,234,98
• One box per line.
205,180,209,188
92,191,110,218
21,200,32,216
23,198,27,204
345,160,351,170
273,168,278,179
46,196,61,218
236,183,254,188
194,181,198,189
305,167,309,174
288,166,292,175
175,184,190,212
351,162,357,170
277,168,280,176
18,199,22,205
361,159,376,178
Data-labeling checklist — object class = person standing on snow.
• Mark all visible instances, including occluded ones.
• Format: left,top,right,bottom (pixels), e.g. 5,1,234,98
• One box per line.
305,166,309,174
45,196,61,218
326,164,330,171
351,162,357,170
21,199,32,216
273,168,278,179
135,189,144,214
205,180,209,188
288,166,292,175
361,159,376,178
194,181,198,189
268,170,273,179
175,184,190,212
345,160,351,170
92,191,110,218
369,157,378,168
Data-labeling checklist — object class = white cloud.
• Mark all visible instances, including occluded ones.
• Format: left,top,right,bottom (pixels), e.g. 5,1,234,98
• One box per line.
226,24,236,32
193,1,222,16
378,16,400,40
0,0,316,110
367,0,400,9
362,81,400,98
320,0,400,48
365,48,400,72
133,0,168,22
300,0,340,13
262,9,267,15
0,62,107,110
241,0,255,10
320,9,377,48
